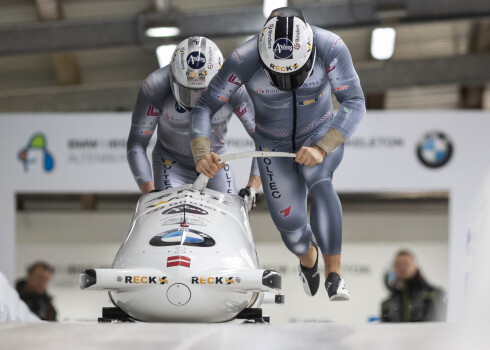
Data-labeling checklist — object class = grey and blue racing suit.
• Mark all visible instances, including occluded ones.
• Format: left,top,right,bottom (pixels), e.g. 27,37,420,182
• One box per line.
127,65,257,194
190,27,366,255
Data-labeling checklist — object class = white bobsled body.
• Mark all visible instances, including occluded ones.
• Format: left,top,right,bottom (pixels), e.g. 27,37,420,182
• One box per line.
80,185,281,322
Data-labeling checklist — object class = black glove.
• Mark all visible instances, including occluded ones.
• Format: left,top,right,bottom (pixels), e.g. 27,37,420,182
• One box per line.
238,186,257,211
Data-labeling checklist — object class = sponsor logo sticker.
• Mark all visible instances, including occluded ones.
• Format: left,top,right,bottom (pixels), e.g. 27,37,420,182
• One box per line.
280,205,292,218
18,133,55,172
186,51,206,69
147,106,160,116
233,49,244,64
273,38,294,59
167,255,191,268
228,74,241,86
150,228,215,247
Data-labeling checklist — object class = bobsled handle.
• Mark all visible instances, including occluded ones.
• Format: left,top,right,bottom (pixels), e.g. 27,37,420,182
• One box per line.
191,151,296,192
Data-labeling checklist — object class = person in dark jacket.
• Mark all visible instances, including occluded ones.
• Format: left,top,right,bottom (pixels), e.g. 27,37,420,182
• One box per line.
381,250,446,322
16,261,57,321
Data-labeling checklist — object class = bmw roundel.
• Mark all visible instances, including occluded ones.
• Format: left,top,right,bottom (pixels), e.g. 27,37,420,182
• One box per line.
150,229,215,247
273,38,294,59
186,51,206,69
416,131,453,168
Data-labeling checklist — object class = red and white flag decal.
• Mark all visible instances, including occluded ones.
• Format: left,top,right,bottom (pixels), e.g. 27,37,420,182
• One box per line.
167,255,191,268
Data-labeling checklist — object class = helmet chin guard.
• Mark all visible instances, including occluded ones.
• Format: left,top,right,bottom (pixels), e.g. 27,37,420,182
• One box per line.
258,8,315,91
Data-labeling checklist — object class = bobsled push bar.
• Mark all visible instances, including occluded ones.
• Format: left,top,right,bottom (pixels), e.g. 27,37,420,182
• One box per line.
191,151,296,192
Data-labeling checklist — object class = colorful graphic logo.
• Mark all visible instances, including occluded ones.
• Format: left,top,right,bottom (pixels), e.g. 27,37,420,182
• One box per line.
18,133,55,172
273,38,294,59
150,229,215,247
186,51,206,69
416,131,453,168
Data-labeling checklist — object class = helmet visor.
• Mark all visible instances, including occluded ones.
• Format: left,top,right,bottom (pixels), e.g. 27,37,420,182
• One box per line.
170,75,205,110
262,45,316,91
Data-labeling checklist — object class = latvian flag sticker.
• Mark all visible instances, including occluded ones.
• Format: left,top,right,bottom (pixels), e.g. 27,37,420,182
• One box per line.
167,255,191,268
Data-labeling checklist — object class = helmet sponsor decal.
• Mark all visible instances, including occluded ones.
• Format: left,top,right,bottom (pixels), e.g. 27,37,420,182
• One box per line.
273,38,294,59
186,51,206,69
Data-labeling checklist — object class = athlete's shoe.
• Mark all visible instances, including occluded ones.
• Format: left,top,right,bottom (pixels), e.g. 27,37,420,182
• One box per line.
325,272,351,301
298,241,320,296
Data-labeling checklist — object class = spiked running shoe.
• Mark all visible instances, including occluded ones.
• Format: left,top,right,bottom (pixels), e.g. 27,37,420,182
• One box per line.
325,272,351,301
298,241,320,297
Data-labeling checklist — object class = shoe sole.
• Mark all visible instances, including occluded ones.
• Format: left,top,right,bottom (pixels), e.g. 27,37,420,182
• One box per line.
329,293,351,301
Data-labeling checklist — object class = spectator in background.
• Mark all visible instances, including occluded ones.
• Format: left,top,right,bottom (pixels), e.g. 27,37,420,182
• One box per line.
381,250,446,322
16,261,57,321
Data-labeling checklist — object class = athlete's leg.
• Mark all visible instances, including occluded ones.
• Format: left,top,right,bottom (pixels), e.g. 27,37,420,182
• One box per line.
207,163,237,195
300,143,344,276
257,151,312,256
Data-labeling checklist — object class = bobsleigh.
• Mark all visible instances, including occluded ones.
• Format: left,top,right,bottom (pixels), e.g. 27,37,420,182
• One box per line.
80,152,295,323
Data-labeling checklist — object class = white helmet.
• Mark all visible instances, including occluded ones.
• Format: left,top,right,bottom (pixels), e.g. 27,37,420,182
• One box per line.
258,8,316,91
170,36,223,110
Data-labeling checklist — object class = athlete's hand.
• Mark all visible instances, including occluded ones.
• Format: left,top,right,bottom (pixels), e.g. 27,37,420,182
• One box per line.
195,152,224,178
238,186,258,211
295,146,326,167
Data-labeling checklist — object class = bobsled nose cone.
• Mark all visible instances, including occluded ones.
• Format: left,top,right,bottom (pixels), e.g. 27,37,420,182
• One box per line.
80,269,97,289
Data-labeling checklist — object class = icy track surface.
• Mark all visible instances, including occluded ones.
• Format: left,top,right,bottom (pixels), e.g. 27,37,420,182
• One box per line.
0,322,489,350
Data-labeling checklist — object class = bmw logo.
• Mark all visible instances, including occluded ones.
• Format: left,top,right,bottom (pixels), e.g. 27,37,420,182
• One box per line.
150,229,215,247
416,131,453,168
186,51,206,69
273,38,294,59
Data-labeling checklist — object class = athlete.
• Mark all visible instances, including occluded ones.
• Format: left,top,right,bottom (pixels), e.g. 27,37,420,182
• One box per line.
127,36,259,203
190,8,366,300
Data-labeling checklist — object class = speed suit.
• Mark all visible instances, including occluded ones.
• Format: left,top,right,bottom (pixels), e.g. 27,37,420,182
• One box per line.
191,27,366,255
127,65,256,194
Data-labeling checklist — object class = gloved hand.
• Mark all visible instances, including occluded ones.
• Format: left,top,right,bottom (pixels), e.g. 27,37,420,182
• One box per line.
238,186,257,211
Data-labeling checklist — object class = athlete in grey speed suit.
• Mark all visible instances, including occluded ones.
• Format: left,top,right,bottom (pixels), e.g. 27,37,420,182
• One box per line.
127,37,257,196
190,8,365,299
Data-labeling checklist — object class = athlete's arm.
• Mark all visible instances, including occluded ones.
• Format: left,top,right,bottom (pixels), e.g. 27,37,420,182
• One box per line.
316,34,366,155
228,83,262,192
191,38,260,177
127,69,169,194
